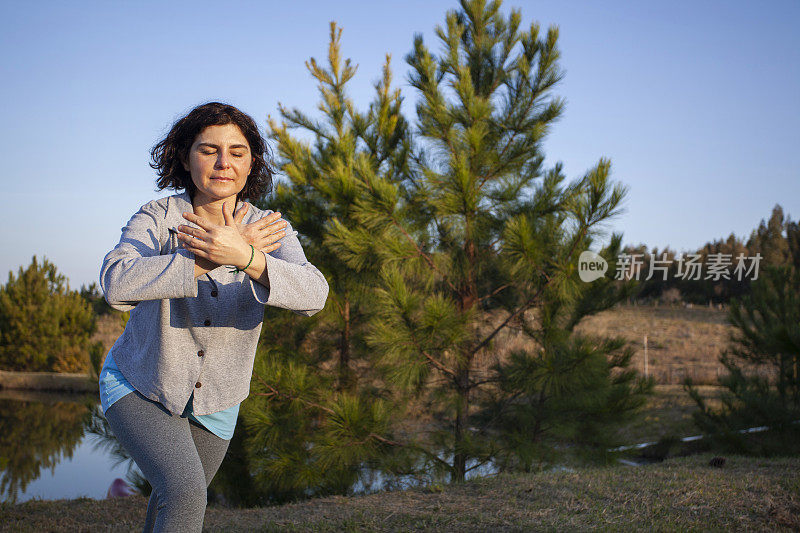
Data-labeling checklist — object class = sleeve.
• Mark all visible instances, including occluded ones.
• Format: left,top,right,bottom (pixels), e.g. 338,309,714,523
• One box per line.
100,202,197,312
248,217,329,317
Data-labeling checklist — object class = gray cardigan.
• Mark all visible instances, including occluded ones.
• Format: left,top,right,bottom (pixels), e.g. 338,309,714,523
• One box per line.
100,191,328,415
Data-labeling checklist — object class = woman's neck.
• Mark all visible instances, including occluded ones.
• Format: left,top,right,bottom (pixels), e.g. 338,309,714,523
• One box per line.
191,193,239,226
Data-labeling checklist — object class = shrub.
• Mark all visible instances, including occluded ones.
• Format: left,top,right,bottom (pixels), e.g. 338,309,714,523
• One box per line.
0,256,101,373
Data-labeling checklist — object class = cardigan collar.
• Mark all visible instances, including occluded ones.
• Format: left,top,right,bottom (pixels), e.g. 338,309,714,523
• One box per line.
164,191,194,233
167,190,254,225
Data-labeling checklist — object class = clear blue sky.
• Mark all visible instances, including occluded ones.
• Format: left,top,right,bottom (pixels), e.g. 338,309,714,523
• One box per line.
0,0,798,288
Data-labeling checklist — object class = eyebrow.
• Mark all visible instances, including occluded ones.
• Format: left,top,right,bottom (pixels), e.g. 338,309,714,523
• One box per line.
196,142,250,150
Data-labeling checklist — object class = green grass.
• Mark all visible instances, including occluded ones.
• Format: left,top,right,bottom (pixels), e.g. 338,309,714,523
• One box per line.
3,453,798,532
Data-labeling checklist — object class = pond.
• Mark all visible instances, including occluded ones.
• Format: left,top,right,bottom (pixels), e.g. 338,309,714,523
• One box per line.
0,388,501,506
0,389,136,503
3,386,672,507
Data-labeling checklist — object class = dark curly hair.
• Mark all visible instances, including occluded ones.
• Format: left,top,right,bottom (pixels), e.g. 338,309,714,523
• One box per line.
150,102,274,201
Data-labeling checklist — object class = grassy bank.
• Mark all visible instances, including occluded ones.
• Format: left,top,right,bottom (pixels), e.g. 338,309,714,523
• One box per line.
0,370,96,393
2,453,798,532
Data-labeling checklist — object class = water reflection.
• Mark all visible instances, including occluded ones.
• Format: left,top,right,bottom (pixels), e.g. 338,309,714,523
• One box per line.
0,391,496,506
0,390,93,502
0,389,144,503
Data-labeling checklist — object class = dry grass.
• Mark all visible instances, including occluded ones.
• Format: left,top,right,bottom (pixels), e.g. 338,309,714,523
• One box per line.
3,307,791,531
2,453,798,532
574,304,734,385
459,303,738,386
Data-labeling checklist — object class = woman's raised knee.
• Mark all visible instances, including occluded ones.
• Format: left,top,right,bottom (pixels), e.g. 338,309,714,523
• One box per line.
158,474,208,515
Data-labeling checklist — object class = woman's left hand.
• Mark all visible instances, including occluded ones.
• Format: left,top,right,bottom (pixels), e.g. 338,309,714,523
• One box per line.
234,202,288,253
177,202,253,269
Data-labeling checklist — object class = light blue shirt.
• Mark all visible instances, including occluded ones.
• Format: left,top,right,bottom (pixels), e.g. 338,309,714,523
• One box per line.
99,347,239,440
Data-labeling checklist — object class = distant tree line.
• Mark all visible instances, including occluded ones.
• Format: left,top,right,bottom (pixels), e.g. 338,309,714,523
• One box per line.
624,204,797,305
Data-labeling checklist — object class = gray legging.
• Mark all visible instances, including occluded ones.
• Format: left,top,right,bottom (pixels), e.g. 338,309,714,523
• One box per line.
104,389,231,533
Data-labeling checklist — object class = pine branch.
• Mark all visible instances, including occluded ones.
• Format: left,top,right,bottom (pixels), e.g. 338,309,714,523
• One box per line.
477,89,538,188
399,310,459,381
328,292,345,317
407,150,448,250
464,457,492,474
357,159,458,292
477,283,512,304
469,376,500,387
390,218,458,293
469,223,587,363
408,443,454,472
469,281,545,363
253,373,336,416
367,432,403,447
420,347,458,380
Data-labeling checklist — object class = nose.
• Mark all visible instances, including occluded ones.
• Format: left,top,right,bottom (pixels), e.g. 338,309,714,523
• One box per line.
215,151,231,169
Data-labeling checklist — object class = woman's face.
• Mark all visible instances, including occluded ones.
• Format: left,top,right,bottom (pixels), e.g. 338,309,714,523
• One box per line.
183,123,253,205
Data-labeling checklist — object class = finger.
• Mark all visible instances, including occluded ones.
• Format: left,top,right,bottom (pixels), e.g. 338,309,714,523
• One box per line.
177,225,209,240
261,229,286,245
186,246,211,260
178,231,208,248
222,202,235,227
177,232,208,252
234,202,249,225
182,212,215,231
260,242,282,254
258,231,286,251
259,211,282,227
260,219,287,232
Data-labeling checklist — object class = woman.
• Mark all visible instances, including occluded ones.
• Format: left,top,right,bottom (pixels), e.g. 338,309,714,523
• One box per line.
99,102,328,532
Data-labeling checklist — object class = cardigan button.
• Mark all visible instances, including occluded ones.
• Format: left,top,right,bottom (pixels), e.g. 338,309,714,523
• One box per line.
204,319,211,326
210,290,218,297
195,382,202,388
197,350,204,357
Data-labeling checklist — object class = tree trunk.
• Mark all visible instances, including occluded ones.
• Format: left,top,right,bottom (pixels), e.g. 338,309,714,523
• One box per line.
452,232,478,481
338,298,351,390
452,375,469,482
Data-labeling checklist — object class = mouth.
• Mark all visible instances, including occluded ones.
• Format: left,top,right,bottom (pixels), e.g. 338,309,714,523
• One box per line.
211,177,234,182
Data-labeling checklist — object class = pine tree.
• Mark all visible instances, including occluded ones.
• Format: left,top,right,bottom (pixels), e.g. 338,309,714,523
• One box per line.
328,0,638,481
477,234,653,471
686,252,800,455
242,23,412,499
80,281,114,317
746,204,791,268
787,221,800,271
260,21,412,391
0,256,101,373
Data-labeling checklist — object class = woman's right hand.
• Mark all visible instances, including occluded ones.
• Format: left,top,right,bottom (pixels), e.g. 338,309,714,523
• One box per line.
233,203,287,254
178,203,255,269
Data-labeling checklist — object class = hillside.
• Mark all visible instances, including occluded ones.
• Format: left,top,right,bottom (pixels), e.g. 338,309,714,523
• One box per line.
574,303,733,385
